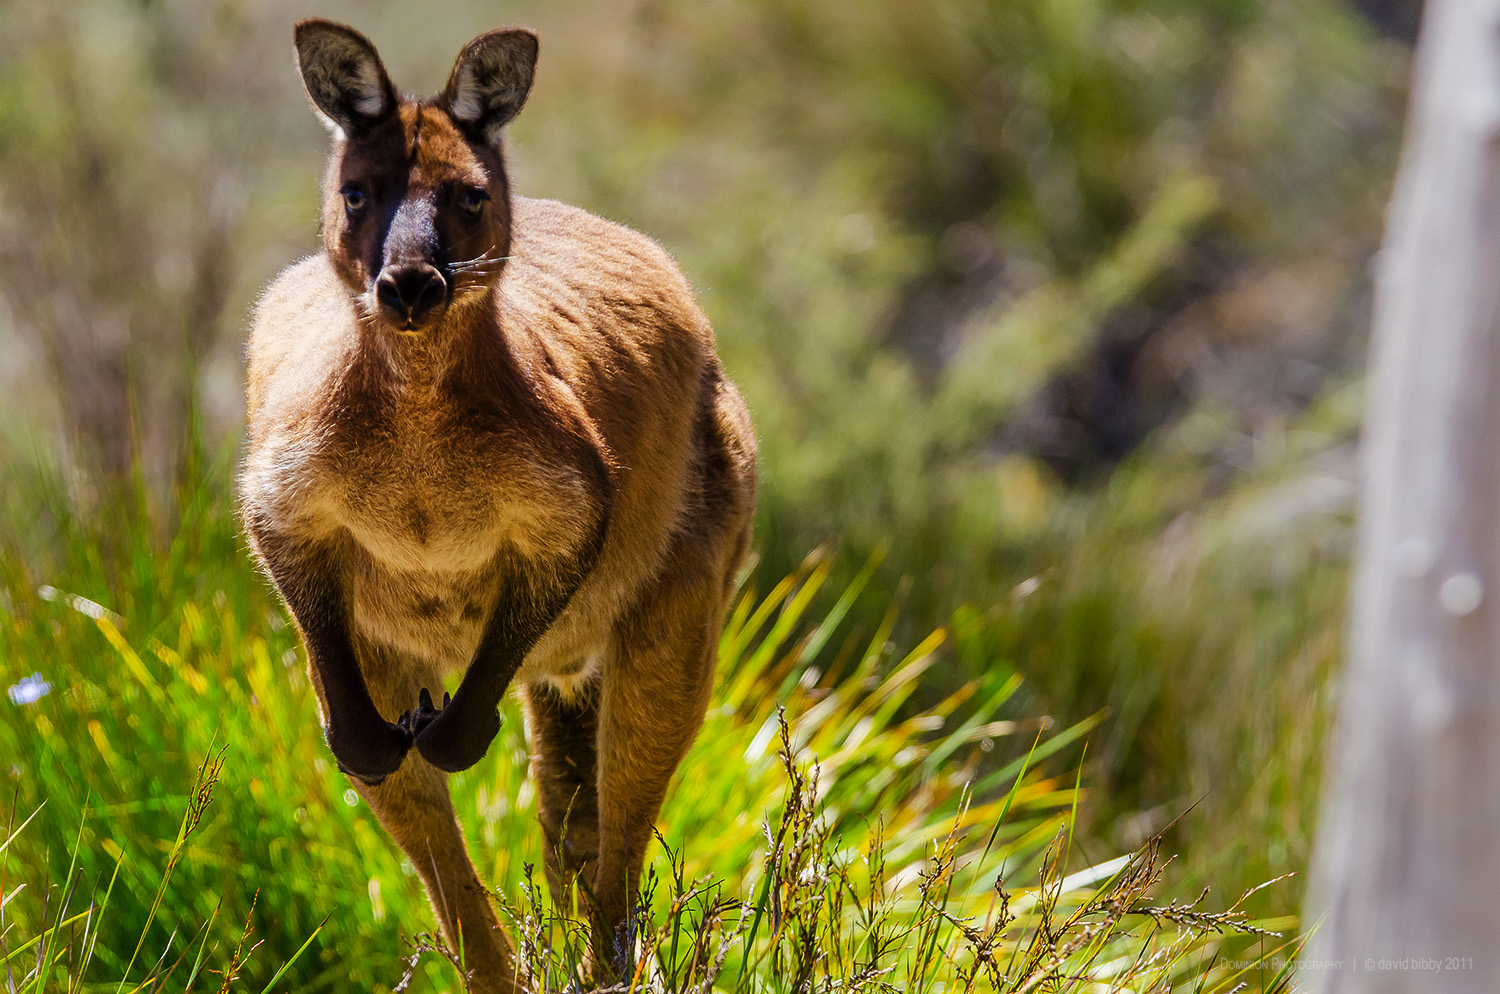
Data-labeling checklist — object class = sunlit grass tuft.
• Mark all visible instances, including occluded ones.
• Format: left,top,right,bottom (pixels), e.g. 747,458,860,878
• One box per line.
488,710,1298,993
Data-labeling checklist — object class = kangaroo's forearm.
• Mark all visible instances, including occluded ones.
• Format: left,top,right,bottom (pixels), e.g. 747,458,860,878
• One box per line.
472,514,609,702
253,528,413,780
414,519,607,771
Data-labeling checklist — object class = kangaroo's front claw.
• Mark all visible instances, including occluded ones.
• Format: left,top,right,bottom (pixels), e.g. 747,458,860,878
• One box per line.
407,687,447,739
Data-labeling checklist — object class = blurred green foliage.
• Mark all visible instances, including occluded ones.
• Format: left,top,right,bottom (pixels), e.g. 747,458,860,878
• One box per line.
0,0,1409,975
528,0,1397,595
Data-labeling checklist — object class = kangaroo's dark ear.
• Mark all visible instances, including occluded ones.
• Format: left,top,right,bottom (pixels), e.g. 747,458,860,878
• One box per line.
294,19,397,138
442,29,538,146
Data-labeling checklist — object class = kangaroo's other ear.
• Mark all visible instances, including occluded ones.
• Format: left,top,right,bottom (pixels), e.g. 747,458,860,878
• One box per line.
294,19,397,138
442,29,538,146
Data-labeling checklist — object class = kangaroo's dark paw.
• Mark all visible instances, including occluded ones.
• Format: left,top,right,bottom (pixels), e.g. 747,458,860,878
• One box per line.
411,687,502,773
327,714,414,787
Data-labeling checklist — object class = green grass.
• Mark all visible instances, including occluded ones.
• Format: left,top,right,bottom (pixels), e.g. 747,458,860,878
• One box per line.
0,462,1296,991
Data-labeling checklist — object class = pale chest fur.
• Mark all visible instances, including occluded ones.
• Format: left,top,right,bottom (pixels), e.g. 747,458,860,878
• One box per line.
334,421,504,669
248,391,603,679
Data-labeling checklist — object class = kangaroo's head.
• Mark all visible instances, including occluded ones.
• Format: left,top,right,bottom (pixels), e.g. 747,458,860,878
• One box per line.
294,20,537,334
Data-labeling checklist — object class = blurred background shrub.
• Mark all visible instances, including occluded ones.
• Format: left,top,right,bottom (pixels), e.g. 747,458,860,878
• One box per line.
0,0,1417,959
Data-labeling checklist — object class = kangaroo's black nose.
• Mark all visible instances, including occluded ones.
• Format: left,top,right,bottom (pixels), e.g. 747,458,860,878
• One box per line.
376,265,447,326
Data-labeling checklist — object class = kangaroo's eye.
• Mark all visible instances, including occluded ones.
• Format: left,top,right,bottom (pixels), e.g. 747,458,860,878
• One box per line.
459,188,489,215
342,186,367,212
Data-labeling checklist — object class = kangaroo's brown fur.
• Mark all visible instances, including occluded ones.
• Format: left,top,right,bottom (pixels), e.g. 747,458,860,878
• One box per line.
239,21,755,991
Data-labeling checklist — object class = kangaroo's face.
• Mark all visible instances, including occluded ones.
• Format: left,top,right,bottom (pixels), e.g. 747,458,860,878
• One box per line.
295,21,537,333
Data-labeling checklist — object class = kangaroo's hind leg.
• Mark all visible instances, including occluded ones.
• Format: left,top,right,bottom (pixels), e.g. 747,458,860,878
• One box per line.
337,639,519,994
587,563,722,978
522,676,602,915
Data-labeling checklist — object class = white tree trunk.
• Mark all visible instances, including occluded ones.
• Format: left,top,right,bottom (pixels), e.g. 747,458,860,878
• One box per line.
1304,0,1500,990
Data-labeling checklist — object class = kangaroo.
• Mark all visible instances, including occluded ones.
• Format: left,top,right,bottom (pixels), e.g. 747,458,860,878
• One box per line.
239,20,756,991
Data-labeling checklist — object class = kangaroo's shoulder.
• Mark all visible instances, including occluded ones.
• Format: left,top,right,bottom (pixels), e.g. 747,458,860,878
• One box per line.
246,254,359,423
503,197,713,371
250,254,353,349
507,199,701,314
510,197,682,272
